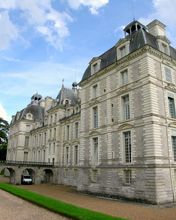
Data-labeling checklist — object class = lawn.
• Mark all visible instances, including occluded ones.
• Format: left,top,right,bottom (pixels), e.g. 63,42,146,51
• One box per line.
0,183,127,220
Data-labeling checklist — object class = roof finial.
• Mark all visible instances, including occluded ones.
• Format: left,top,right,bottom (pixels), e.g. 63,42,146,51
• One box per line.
62,78,64,88
131,0,135,21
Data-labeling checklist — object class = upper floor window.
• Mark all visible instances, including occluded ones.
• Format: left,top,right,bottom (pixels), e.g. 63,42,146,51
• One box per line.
53,143,55,154
122,94,130,120
121,69,128,85
123,131,131,163
93,106,98,128
44,132,47,144
165,67,172,82
66,125,70,140
92,137,98,166
54,113,57,123
172,136,176,162
50,115,53,125
168,97,176,118
92,84,98,98
54,128,56,139
74,145,79,165
66,146,69,165
25,136,29,147
75,122,79,139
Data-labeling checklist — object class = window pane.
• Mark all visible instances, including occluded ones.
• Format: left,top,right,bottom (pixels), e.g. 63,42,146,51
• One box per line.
172,136,176,161
122,95,130,120
165,67,172,82
121,70,128,85
124,131,131,163
93,138,98,165
168,97,176,118
93,107,98,128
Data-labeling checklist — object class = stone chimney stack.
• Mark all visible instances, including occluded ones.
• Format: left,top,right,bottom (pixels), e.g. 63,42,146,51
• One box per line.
147,19,166,37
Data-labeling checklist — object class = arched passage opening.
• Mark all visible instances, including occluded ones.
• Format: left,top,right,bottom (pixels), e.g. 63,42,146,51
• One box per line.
1,167,16,184
21,168,35,184
43,169,53,183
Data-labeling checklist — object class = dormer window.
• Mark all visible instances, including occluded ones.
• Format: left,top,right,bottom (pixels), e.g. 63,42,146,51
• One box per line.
91,59,101,75
64,99,70,105
117,41,130,60
158,40,170,55
120,45,126,57
26,113,33,120
161,43,168,54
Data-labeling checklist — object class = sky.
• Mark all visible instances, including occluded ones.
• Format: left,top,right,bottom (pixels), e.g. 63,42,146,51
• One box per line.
0,0,176,122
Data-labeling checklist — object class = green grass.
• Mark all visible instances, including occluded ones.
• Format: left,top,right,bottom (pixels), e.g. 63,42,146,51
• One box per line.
0,183,127,220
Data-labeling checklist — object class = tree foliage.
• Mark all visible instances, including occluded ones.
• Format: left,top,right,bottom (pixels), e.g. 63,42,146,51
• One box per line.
0,118,9,160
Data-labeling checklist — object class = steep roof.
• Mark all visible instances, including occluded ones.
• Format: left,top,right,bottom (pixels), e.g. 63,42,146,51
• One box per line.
80,23,176,84
11,104,44,125
56,85,79,105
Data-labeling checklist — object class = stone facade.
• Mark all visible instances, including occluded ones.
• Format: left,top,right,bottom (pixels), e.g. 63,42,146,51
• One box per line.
6,19,176,204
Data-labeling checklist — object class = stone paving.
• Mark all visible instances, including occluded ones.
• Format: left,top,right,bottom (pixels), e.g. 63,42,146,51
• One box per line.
0,189,69,220
1,176,176,220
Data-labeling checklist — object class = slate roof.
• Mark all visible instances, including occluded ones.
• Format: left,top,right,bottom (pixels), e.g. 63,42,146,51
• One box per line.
11,104,44,125
56,86,79,105
80,23,176,84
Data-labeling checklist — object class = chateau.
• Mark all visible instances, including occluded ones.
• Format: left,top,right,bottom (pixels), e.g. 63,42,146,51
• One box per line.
6,19,176,204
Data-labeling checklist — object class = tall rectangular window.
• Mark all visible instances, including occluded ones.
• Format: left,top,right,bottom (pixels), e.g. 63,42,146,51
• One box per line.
123,131,131,163
168,97,176,118
121,69,128,85
54,113,57,123
122,94,130,120
93,106,98,128
66,125,70,140
165,67,172,82
44,132,46,144
54,128,56,139
25,136,29,147
53,143,55,154
124,170,132,184
172,136,176,161
93,137,98,165
49,144,51,155
92,84,98,98
66,147,69,165
49,129,52,139
74,145,78,165
75,122,79,139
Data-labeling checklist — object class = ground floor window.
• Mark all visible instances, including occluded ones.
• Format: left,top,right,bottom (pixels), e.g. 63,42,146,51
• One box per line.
124,170,132,184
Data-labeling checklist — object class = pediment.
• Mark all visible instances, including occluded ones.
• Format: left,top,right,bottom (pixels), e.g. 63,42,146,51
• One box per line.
118,123,133,130
169,122,176,128
89,130,100,136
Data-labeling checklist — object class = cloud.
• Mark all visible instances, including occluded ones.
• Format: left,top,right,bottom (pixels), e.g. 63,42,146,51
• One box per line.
0,11,19,50
66,0,109,14
139,0,176,46
0,103,9,121
0,59,86,98
0,0,73,50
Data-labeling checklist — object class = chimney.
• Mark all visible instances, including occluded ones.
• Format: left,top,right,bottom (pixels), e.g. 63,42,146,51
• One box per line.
147,19,166,37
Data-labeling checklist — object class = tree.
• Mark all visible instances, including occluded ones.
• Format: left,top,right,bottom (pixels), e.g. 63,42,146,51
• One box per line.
0,118,9,160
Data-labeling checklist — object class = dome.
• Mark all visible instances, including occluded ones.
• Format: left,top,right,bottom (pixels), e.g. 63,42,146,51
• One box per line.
31,93,42,101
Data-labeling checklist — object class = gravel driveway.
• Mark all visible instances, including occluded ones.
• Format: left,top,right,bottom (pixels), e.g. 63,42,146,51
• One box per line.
0,189,69,220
